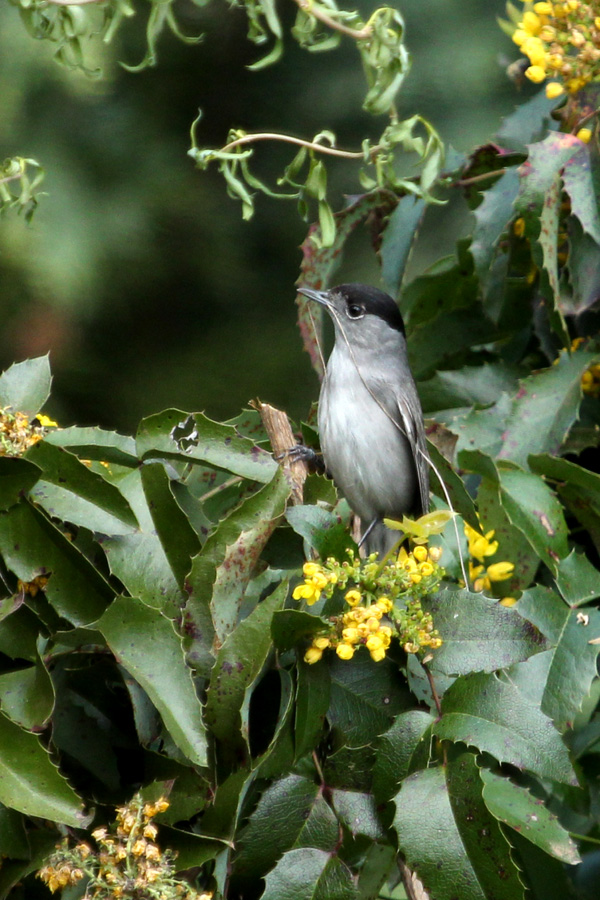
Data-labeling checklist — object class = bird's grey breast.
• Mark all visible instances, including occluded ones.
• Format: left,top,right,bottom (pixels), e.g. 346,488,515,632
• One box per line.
318,343,419,523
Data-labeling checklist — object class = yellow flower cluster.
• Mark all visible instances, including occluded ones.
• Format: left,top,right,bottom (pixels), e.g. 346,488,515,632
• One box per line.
510,1,600,98
292,561,338,605
300,544,444,664
0,408,57,456
581,362,600,395
38,795,212,900
465,523,515,598
17,574,49,597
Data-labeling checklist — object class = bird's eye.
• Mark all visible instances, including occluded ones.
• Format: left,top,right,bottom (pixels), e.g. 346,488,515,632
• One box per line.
346,303,364,319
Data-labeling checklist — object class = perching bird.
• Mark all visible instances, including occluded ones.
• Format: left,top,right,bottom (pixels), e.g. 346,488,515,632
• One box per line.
298,282,430,557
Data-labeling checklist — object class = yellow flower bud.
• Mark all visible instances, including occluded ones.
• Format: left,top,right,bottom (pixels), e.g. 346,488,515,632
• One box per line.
336,642,355,660
302,562,321,577
522,37,547,66
499,596,518,607
304,646,324,664
366,616,380,632
410,573,422,584
413,546,428,562
428,545,443,562
576,127,592,143
546,81,564,98
313,636,331,649
525,65,547,83
512,28,528,46
370,646,386,662
419,561,434,577
533,2,553,14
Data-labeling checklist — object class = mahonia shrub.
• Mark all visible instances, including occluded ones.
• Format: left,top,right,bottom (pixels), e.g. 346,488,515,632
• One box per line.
2,0,600,899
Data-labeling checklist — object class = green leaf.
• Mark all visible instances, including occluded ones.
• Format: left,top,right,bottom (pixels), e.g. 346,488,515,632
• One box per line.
330,789,384,840
356,844,396,900
470,167,520,287
26,440,138,533
285,505,356,560
0,458,41,512
0,651,54,730
204,582,286,764
327,652,411,747
565,217,600,315
424,588,547,676
495,350,598,467
446,750,525,900
380,194,425,298
271,609,331,653
554,549,600,606
393,765,519,900
434,670,577,784
517,586,600,730
0,356,51,417
96,596,208,767
529,453,600,550
0,712,89,826
372,710,435,802
480,767,580,864
233,775,337,887
140,462,200,586
461,454,569,571
496,89,558,152
426,440,479,531
0,500,113,625
101,468,185,616
44,424,138,466
261,848,356,900
562,143,600,244
0,807,29,859
186,469,289,652
419,362,522,414
136,409,278,483
295,657,331,760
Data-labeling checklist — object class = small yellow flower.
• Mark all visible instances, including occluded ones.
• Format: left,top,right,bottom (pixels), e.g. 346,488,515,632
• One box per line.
303,562,322,578
546,81,565,98
366,634,384,651
576,127,592,143
500,596,518,607
487,561,515,582
336,642,355,660
413,546,428,562
292,583,321,605
419,561,434,577
36,414,58,428
522,11,543,35
376,596,393,613
370,646,386,662
304,646,323,664
143,823,158,840
132,839,147,856
533,1,553,13
342,626,360,643
525,64,548,83
344,589,361,607
513,217,526,238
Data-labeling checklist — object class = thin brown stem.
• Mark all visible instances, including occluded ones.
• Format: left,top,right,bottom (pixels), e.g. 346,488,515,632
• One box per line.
221,131,367,160
0,172,23,188
291,0,371,40
455,168,506,187
423,662,442,718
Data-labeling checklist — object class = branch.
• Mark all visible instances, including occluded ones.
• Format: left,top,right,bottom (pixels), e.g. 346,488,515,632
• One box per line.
40,0,105,5
221,131,366,160
251,400,307,504
291,0,371,40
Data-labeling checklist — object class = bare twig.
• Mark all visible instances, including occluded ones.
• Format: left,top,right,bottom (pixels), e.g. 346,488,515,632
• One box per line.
251,400,307,504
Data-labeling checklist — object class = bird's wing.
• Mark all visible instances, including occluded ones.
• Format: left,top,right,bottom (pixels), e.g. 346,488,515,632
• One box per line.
395,388,430,515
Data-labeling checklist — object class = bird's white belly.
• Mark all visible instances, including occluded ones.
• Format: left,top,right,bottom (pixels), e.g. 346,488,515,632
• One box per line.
319,364,417,524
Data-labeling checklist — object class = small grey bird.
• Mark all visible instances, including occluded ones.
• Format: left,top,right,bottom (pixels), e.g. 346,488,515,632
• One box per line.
298,282,429,557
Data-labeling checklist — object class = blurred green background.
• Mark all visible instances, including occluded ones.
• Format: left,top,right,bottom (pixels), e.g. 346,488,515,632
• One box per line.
0,0,527,432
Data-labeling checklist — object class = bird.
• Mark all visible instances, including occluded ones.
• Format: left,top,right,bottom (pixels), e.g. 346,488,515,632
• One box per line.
298,282,430,558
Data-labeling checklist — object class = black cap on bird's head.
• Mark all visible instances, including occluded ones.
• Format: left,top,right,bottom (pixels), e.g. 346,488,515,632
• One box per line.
298,283,405,337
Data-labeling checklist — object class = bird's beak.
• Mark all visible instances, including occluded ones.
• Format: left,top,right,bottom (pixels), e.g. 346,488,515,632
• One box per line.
297,287,332,309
